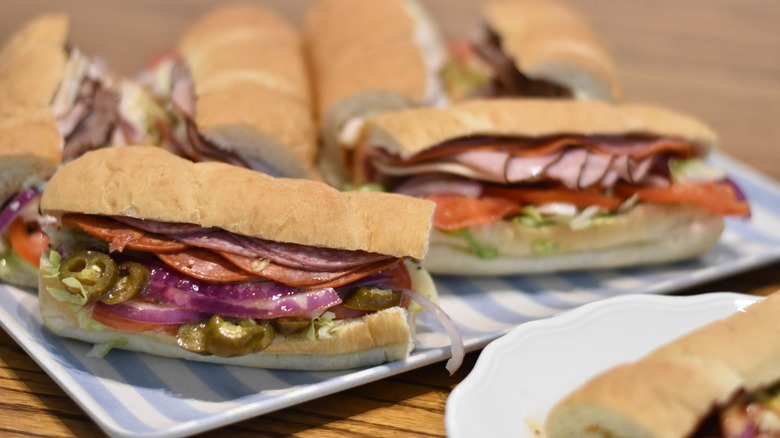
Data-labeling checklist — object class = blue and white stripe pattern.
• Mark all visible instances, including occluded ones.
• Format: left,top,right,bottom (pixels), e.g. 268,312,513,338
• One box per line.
1,153,779,437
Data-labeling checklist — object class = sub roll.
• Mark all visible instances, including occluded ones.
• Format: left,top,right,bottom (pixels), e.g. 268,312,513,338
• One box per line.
444,0,622,102
303,0,447,187
545,291,780,438
38,146,463,372
345,99,749,275
0,14,157,288
148,5,319,179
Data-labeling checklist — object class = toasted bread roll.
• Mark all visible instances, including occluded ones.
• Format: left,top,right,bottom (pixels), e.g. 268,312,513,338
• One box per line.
347,99,746,275
303,0,447,187
38,146,443,370
478,0,622,101
169,5,319,179
545,292,780,438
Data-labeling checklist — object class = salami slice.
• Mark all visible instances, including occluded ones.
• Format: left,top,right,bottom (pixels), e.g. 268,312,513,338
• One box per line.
156,248,255,283
112,216,203,235
233,235,393,271
62,214,188,253
218,251,401,289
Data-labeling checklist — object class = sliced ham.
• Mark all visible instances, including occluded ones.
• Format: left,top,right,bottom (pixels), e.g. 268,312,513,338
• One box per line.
370,135,696,191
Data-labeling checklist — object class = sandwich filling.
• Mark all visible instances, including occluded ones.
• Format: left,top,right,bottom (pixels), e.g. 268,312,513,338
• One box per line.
693,383,780,437
0,188,49,287
357,135,749,259
40,214,460,367
440,30,572,101
142,56,286,176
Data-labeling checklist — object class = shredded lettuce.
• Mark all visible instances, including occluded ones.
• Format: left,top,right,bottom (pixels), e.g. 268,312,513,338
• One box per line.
87,339,128,358
443,228,498,259
304,312,339,341
669,158,726,183
0,249,38,287
513,204,616,231
343,182,386,193
40,249,61,279
531,239,561,256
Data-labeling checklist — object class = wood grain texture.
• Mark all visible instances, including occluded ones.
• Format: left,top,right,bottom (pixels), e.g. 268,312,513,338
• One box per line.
1,0,779,436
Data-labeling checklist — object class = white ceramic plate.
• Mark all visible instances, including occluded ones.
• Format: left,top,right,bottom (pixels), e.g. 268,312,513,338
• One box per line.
445,292,763,437
1,153,780,437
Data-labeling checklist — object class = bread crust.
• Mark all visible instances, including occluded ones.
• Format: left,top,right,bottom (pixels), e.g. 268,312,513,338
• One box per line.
355,99,717,160
40,146,435,259
38,258,437,370
482,0,622,101
0,111,63,202
178,5,317,179
0,14,68,115
545,357,742,438
545,292,780,438
0,15,67,200
424,203,724,275
304,0,443,183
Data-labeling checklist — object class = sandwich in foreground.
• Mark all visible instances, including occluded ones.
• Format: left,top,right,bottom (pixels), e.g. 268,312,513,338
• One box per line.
303,0,447,187
37,146,463,372
146,5,319,179
345,99,749,275
444,0,622,102
545,291,780,437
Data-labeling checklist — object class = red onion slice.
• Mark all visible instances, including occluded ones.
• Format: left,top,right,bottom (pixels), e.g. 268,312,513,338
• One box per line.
402,288,464,375
0,188,40,235
94,300,207,324
142,264,341,319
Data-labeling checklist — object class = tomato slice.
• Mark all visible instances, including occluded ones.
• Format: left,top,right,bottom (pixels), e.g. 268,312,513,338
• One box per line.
8,217,49,266
614,182,751,217
483,186,624,210
426,195,521,231
91,304,179,336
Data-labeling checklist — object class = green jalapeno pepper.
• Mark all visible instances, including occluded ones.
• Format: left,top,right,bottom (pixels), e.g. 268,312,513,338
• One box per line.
58,251,118,302
272,316,310,335
99,262,149,305
343,287,402,311
177,316,275,357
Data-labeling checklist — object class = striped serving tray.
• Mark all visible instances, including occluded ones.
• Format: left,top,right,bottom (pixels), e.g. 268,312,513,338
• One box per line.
1,152,779,437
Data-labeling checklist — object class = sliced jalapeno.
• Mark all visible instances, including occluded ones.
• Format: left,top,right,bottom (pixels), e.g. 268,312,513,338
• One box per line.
343,287,402,311
99,262,149,305
272,317,310,335
205,316,275,357
177,316,275,357
177,320,209,354
58,250,118,302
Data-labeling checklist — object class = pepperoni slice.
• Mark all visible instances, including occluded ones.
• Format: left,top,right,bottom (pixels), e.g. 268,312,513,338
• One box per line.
62,214,188,253
217,250,401,289
156,248,255,282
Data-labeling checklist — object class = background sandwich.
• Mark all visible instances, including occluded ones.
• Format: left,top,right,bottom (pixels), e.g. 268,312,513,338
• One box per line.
345,99,749,275
146,5,319,179
303,0,447,187
545,291,780,437
0,14,159,288
444,0,623,102
37,146,462,371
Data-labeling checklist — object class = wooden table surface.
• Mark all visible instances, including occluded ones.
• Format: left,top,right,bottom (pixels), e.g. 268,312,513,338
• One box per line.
2,0,779,436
